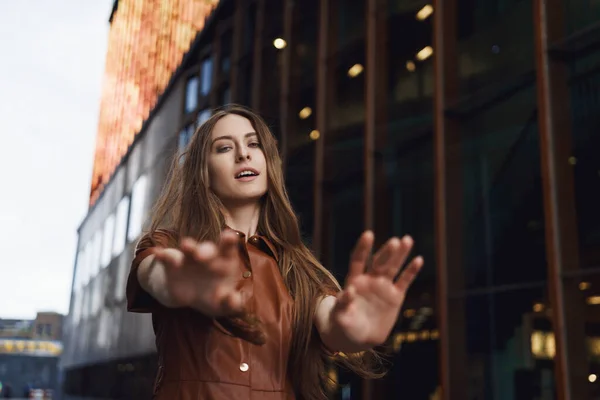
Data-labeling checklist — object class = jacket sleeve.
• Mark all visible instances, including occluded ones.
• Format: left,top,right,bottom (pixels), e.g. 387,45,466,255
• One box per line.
125,229,178,313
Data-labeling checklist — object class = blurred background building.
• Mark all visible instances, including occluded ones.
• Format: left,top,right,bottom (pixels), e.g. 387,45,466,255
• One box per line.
0,312,63,397
60,0,600,399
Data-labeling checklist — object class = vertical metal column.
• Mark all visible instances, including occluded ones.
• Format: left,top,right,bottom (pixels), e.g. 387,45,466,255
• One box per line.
433,0,467,399
279,0,296,169
533,0,587,398
230,0,244,102
209,30,221,108
364,0,389,395
314,0,331,258
251,0,266,112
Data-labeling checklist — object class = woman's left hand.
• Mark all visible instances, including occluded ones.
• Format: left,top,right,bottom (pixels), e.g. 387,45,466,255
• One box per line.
329,231,423,350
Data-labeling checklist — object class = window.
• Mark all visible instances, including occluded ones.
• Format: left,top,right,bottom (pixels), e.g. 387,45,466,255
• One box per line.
72,292,82,324
90,230,102,278
185,76,200,113
196,109,212,128
100,214,115,268
200,58,213,96
178,124,195,154
112,196,130,257
75,249,85,290
91,274,104,315
82,242,92,287
128,174,148,242
115,257,128,301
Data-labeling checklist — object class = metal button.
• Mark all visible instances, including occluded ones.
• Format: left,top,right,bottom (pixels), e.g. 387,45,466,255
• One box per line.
240,362,249,372
243,271,252,278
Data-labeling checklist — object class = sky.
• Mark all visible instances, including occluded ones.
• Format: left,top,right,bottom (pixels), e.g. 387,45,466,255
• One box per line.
0,0,115,319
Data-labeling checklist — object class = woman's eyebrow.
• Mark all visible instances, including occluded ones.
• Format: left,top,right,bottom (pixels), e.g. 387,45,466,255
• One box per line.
211,132,257,145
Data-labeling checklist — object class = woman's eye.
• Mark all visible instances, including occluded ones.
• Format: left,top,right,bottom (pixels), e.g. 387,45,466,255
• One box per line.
248,142,261,148
217,146,232,153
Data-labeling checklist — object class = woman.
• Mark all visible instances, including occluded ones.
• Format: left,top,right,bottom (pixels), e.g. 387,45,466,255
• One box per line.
126,104,423,399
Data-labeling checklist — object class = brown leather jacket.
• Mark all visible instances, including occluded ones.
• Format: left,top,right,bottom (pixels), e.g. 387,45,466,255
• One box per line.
126,228,296,399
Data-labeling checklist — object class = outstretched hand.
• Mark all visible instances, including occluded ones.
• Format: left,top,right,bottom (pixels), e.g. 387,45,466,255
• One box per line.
152,231,246,317
329,231,423,349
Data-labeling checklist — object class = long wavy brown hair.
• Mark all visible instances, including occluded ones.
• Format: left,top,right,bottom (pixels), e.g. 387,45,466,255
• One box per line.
148,104,385,399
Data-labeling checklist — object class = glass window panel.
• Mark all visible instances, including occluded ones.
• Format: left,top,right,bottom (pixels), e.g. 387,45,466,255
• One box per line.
464,287,554,399
337,0,365,47
75,249,85,290
569,52,600,273
115,257,128,301
185,76,199,113
82,287,91,319
128,174,148,242
72,292,82,324
459,86,546,289
91,274,104,315
112,196,130,257
457,0,534,96
82,242,92,287
90,230,102,278
178,124,194,154
565,0,600,34
196,109,212,128
100,214,115,268
201,58,213,96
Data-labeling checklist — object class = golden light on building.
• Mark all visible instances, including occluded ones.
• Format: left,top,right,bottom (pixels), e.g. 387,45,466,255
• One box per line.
417,46,433,61
416,5,434,21
273,37,287,49
89,0,219,205
533,302,544,312
347,63,364,78
309,130,320,140
590,374,597,383
406,60,416,72
416,46,433,61
403,308,416,318
298,106,312,119
579,281,591,290
587,295,600,305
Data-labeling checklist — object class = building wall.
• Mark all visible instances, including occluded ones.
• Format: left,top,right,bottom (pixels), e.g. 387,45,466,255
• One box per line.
61,77,185,371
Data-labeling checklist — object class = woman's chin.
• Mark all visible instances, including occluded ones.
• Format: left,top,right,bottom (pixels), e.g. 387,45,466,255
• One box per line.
224,191,267,207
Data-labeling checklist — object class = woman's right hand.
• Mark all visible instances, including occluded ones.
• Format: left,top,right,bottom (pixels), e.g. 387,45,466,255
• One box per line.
151,231,246,317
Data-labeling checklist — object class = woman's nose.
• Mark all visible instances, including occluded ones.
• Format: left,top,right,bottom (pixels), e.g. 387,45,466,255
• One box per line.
236,149,250,162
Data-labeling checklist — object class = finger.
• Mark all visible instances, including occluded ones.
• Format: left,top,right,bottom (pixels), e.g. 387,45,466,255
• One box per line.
221,291,245,315
371,237,403,279
347,231,374,280
336,284,357,309
180,238,217,264
376,235,414,279
391,235,414,272
219,231,241,260
153,248,185,269
395,256,424,292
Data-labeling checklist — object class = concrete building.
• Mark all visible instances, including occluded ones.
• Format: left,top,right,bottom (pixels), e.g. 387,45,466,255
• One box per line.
0,312,64,397
61,0,600,399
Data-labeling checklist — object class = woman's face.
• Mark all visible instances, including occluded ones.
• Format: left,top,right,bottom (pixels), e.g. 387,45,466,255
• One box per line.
207,114,268,206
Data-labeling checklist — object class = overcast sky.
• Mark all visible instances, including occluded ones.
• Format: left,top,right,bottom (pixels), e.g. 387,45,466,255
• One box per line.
0,1,114,319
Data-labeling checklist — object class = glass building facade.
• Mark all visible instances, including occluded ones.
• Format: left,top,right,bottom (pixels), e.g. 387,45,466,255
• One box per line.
62,0,600,399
